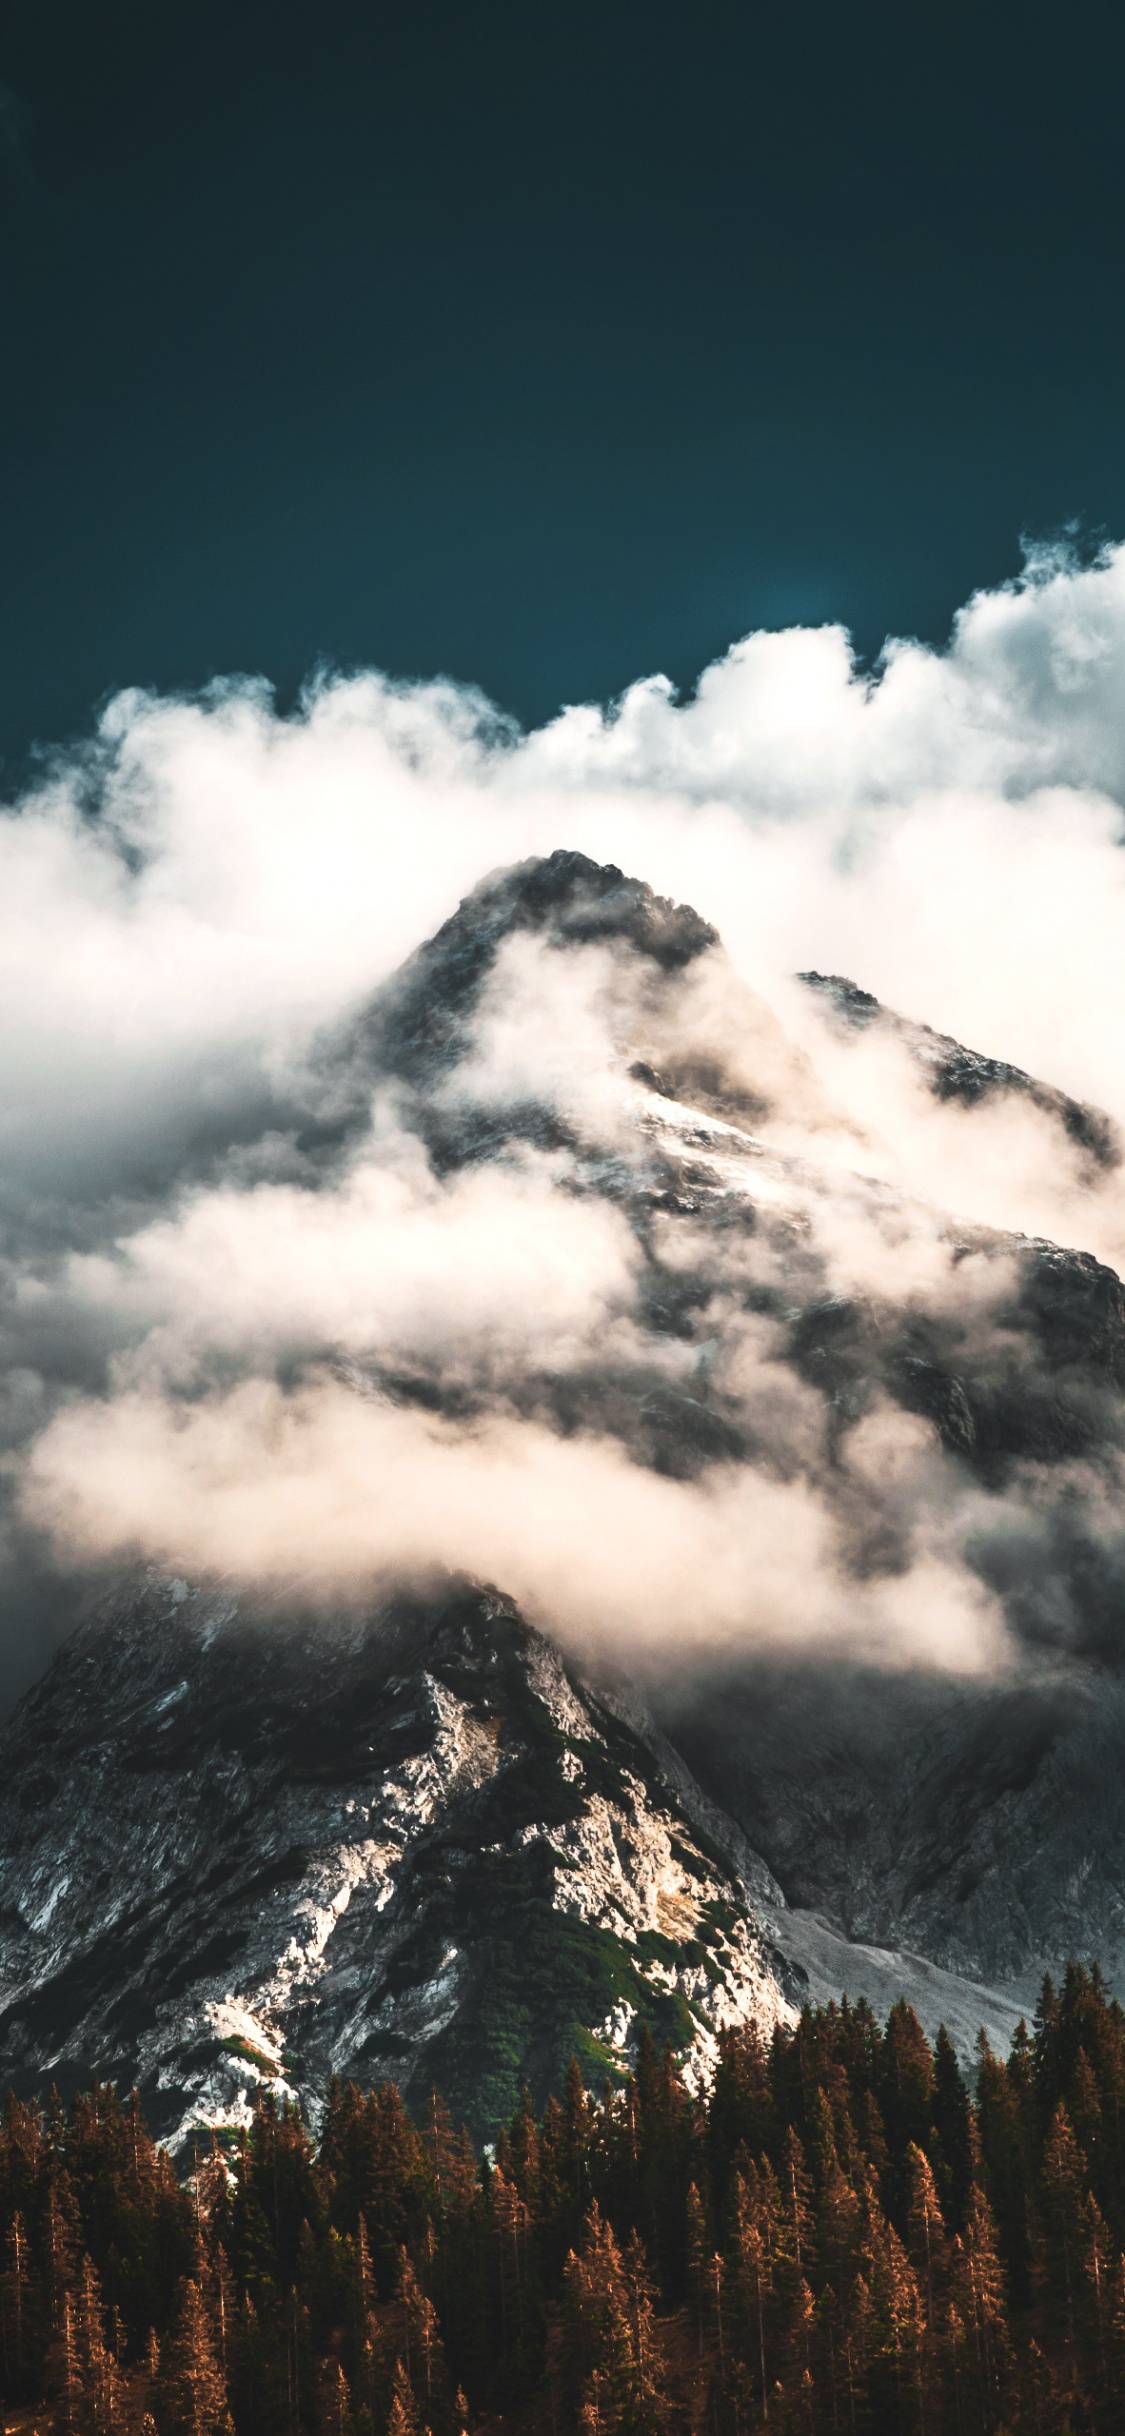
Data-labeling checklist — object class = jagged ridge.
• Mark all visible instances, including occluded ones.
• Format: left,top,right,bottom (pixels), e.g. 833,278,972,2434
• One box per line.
0,1574,793,2150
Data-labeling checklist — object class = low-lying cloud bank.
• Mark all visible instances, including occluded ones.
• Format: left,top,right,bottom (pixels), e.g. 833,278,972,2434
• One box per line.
23,1378,1008,1677
7,539,1125,1697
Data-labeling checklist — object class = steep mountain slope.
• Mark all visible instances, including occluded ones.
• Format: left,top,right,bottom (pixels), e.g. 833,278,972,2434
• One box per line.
662,1647,1125,2003
8,847,1125,2126
0,1573,794,2149
330,854,1125,2016
315,850,1125,1496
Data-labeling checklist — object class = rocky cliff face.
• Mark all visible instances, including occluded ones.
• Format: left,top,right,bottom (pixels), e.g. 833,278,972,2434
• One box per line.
0,1572,794,2150
663,1642,1125,2009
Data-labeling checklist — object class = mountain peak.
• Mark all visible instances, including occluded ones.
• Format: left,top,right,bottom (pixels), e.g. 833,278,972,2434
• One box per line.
363,851,719,1092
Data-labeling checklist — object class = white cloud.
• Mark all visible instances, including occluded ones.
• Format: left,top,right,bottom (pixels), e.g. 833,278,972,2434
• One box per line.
21,1375,1009,1677
521,540,1125,808
62,1128,639,1385
2,543,1125,1179
9,538,1125,1683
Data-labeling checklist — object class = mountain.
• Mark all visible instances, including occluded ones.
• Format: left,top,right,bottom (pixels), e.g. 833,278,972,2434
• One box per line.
798,966,1120,1173
0,1572,794,2150
662,1636,1125,2008
6,846,1125,2142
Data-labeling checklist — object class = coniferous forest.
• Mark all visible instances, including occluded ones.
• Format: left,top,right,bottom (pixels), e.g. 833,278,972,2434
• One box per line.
7,1973,1125,2434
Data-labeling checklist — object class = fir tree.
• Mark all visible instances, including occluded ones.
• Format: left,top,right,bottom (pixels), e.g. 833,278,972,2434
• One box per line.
159,2276,230,2436
0,2206,32,2398
385,2357,418,2436
48,2287,83,2436
75,2254,124,2436
931,2028,976,2232
904,2143,947,2332
316,2355,352,2436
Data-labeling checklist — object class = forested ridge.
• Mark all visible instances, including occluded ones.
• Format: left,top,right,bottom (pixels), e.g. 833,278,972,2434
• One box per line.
3,1971,1125,2435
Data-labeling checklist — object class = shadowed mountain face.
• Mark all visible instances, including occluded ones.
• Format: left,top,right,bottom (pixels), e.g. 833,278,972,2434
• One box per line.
660,1658,1125,1995
7,848,1125,2131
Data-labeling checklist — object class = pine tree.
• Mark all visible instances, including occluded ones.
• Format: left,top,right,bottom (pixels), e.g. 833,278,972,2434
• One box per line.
949,2182,1010,2428
0,2207,32,2398
818,2134,861,2289
393,2248,446,2417
904,2142,947,2331
562,2062,595,2212
561,2203,669,2434
931,2026,976,2232
44,2176,80,2334
75,2255,124,2436
159,2276,229,2436
783,2276,816,2398
385,2357,419,2436
684,2183,709,2357
621,2229,668,2431
709,2026,776,2212
1032,1974,1063,2126
508,2090,540,2215
349,2217,377,2429
316,2355,352,2436
196,2143,234,2266
859,2089,891,2199
778,2130,815,2295
1080,2187,1112,2401
728,2177,772,2420
842,2272,874,2435
142,2328,161,2420
48,2288,83,2436
976,2027,1036,2310
869,2215,922,2432
206,2246,235,2388
488,2163,534,2357
1040,2100,1087,2356
1071,2045,1104,2184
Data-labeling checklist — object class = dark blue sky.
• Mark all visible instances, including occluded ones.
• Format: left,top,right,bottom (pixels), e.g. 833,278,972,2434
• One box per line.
2,0,1124,773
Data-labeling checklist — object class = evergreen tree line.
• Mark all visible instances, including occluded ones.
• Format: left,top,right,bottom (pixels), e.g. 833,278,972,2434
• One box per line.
4,1968,1125,2433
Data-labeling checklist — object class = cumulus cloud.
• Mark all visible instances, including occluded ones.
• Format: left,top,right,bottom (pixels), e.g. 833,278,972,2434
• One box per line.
2,543,1125,1171
6,538,1125,1697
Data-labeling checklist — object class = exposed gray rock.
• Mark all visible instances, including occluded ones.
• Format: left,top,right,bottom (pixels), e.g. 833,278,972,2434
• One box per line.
658,1654,1125,2017
760,1904,1033,2068
0,1573,793,2149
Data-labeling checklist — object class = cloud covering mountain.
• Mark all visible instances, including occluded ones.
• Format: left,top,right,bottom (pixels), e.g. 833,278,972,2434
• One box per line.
6,542,1125,1706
